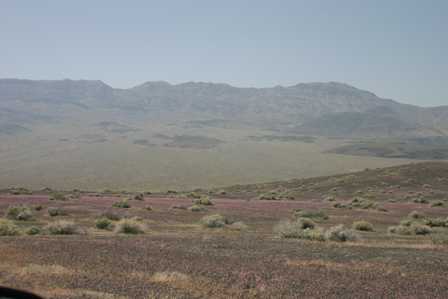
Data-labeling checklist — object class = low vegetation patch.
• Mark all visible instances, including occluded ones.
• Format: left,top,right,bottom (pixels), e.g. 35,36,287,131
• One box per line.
352,220,374,232
45,221,80,235
274,220,325,241
431,200,444,207
0,219,21,236
200,214,228,228
188,204,205,212
193,196,213,206
113,199,130,208
25,226,41,235
114,219,146,234
100,211,121,221
50,192,67,201
95,218,114,230
324,225,359,242
432,234,448,245
48,207,67,217
133,193,144,201
5,205,33,221
294,210,329,221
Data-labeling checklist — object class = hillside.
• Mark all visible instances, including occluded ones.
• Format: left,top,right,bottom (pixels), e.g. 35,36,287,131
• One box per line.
211,162,448,201
1,79,447,137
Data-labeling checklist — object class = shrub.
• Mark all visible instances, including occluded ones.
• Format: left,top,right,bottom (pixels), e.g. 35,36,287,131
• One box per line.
324,196,335,202
399,219,413,227
411,224,432,235
145,206,153,211
193,196,213,206
274,219,316,238
95,218,114,230
324,225,359,242
0,219,21,236
171,205,188,210
432,234,448,245
48,207,67,217
388,225,413,235
100,211,121,221
413,197,429,204
133,193,144,201
352,221,374,232
431,201,444,207
50,193,67,201
301,228,326,241
114,219,145,234
188,205,205,212
34,205,43,211
5,205,33,221
408,211,424,219
258,192,281,200
113,200,130,208
295,210,329,221
424,218,446,227
228,221,248,231
187,192,201,199
200,214,228,228
45,221,80,235
25,226,41,235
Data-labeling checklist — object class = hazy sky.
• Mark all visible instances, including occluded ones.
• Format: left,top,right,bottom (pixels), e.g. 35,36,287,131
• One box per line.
1,0,447,106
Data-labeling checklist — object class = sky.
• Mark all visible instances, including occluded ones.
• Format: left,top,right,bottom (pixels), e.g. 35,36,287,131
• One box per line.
1,0,447,107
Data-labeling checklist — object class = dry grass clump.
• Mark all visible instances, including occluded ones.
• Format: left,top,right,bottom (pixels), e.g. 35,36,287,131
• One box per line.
431,200,444,207
432,234,448,245
114,219,146,234
388,223,432,235
100,211,121,221
408,210,424,219
200,214,228,228
294,210,329,221
45,221,80,235
50,192,67,201
95,218,114,230
5,205,33,221
48,207,67,217
25,226,41,235
352,220,374,232
227,221,248,231
133,193,144,201
193,196,213,206
188,204,205,212
112,199,130,208
324,225,359,242
0,219,21,236
424,217,446,227
274,219,323,240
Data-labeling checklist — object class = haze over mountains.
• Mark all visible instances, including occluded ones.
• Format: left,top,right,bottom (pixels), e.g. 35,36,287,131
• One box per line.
1,78,447,138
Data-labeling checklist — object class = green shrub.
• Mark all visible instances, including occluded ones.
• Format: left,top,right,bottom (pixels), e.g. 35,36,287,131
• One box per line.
295,210,329,221
193,196,213,206
5,205,33,221
0,219,21,236
399,219,413,227
46,221,80,235
324,225,359,242
114,219,145,234
297,218,316,229
48,207,67,217
25,226,41,235
200,214,228,228
188,205,205,212
113,200,130,208
352,221,374,232
95,218,114,230
187,192,201,199
50,193,67,201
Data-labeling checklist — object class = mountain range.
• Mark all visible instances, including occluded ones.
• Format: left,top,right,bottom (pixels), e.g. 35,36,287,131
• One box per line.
1,78,447,137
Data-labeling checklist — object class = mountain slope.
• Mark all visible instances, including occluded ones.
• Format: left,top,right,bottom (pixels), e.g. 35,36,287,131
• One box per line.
0,78,447,137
